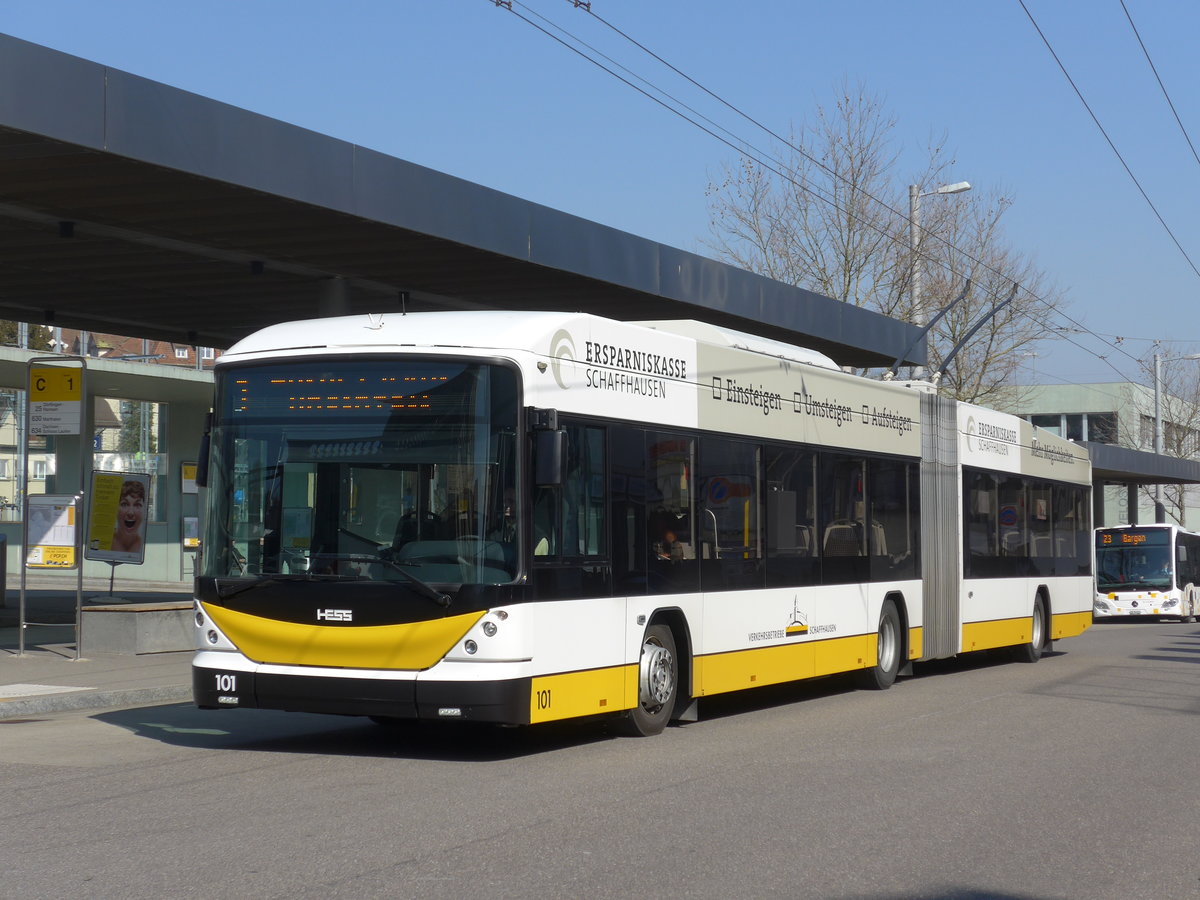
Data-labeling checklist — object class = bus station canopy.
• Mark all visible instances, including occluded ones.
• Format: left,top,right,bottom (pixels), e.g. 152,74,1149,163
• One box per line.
0,33,922,369
1082,441,1200,486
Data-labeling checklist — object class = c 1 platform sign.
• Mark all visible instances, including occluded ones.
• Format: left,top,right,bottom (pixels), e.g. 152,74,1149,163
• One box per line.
29,365,82,435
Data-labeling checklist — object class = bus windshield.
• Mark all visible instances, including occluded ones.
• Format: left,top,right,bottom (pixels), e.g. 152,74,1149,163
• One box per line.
201,358,520,585
1095,529,1173,592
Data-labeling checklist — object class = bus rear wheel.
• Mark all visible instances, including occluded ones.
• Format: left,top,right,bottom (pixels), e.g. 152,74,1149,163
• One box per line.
621,624,678,737
1013,596,1047,663
857,600,901,690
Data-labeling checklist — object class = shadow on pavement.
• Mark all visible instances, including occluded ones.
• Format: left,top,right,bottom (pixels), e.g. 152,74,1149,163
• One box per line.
94,701,620,762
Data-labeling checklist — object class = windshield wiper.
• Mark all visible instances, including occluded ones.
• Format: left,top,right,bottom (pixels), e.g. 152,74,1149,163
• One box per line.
214,572,362,601
309,553,452,608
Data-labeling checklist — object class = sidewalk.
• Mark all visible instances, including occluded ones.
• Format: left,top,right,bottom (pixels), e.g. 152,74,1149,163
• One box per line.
0,574,195,719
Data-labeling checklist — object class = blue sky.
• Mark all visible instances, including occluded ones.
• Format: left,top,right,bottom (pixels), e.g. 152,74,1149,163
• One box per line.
4,1,1200,387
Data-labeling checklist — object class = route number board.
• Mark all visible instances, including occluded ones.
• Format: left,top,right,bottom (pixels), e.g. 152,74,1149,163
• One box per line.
29,366,82,435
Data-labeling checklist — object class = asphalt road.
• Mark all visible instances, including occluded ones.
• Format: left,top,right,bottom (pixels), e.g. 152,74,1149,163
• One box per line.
3,619,1198,900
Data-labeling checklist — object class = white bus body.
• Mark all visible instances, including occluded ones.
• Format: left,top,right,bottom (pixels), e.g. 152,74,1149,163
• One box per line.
191,311,1093,734
1094,524,1200,621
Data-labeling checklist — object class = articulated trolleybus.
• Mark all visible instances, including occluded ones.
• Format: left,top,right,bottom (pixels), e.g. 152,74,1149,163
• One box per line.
1094,524,1200,621
192,311,1093,735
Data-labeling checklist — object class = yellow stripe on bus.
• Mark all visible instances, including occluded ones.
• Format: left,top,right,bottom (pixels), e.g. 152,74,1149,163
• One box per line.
961,609,1092,653
532,626,928,722
695,633,871,697
529,664,637,723
961,617,1029,653
202,603,484,670
1051,611,1091,639
525,614,1080,726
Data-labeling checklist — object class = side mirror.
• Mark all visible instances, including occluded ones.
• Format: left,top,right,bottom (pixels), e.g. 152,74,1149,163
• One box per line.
194,412,212,488
535,430,565,486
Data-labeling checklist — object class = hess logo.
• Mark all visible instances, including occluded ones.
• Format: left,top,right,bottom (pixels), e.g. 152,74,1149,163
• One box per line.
316,608,353,622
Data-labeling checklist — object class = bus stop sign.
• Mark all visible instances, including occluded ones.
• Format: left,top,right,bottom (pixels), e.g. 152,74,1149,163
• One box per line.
29,365,83,435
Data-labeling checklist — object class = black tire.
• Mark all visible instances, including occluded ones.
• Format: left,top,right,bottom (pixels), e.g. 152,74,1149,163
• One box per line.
621,624,678,737
857,599,902,690
1012,595,1047,663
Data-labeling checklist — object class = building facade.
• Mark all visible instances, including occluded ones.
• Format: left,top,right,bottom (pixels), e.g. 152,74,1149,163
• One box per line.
1009,382,1200,527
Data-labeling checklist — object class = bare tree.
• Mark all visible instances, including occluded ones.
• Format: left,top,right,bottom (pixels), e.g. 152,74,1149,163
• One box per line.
702,80,1064,403
1127,349,1200,525
920,191,1063,408
704,83,933,309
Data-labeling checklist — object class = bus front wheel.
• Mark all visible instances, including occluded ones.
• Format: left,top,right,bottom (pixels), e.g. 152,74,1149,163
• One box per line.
857,599,901,690
622,624,678,737
1013,596,1047,663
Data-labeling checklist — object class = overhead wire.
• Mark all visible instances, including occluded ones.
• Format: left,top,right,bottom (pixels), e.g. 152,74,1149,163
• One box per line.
562,0,1145,374
1018,0,1200,281
499,2,820,209
567,0,1141,366
1119,0,1200,173
492,0,1147,377
495,1,905,283
574,0,1149,372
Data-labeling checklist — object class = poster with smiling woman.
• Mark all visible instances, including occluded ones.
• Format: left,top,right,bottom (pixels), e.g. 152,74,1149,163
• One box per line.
85,471,150,565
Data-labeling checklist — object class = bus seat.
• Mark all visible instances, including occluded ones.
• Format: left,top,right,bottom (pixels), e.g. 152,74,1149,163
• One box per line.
823,522,863,557
869,522,888,556
1002,532,1024,555
796,525,813,553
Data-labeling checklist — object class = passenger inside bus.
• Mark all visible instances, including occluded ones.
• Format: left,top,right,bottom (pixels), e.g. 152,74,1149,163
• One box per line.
654,528,682,561
489,487,518,543
651,512,693,562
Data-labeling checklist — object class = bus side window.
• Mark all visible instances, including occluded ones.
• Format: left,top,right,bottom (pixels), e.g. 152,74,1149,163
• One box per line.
561,425,606,558
819,452,868,585
610,426,647,594
646,431,698,594
764,446,818,588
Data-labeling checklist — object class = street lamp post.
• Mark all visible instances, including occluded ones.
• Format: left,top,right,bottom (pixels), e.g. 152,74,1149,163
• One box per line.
909,181,971,377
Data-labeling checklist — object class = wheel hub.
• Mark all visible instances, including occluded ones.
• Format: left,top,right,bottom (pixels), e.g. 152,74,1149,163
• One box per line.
639,639,674,709
878,617,898,671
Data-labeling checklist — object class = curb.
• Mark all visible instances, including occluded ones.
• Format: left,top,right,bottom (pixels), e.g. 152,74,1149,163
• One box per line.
0,613,75,627
0,684,191,720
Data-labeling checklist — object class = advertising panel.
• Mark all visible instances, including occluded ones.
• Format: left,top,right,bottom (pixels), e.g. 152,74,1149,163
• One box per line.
532,316,699,428
697,343,923,456
529,316,922,457
85,471,150,565
959,405,1089,484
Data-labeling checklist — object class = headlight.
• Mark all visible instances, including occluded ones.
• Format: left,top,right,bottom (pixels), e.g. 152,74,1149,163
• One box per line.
1094,599,1111,612
1162,598,1179,609
482,620,498,637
